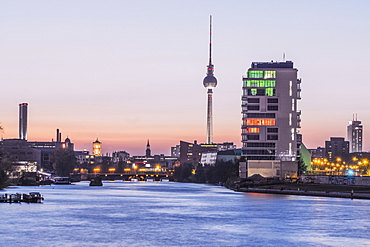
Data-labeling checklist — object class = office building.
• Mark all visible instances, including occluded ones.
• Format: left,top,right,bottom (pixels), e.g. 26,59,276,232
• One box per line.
240,61,302,179
347,117,363,153
177,140,236,166
308,147,326,159
325,137,349,162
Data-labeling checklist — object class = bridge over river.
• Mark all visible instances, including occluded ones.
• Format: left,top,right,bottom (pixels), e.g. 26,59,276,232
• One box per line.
87,171,172,181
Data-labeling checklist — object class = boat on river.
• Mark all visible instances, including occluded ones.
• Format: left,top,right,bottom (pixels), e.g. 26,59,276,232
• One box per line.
89,177,103,186
22,192,44,203
0,192,44,203
51,177,71,184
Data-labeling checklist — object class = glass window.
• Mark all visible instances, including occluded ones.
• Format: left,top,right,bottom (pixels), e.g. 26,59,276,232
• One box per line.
267,98,278,103
247,127,260,133
267,135,278,140
246,143,275,147
265,88,275,96
257,89,265,95
247,105,260,111
264,71,276,79
248,98,260,103
267,105,278,111
246,119,276,126
246,135,260,140
245,113,276,118
248,70,263,78
247,80,276,88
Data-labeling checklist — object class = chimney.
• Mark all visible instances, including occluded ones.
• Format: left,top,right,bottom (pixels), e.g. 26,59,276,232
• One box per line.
19,103,28,140
56,129,60,142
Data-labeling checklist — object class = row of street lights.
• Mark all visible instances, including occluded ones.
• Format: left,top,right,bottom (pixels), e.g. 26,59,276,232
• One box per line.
310,157,370,176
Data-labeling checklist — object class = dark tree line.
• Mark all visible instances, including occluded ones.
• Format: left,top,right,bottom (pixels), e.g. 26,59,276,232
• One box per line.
174,160,239,186
51,148,76,177
0,151,12,189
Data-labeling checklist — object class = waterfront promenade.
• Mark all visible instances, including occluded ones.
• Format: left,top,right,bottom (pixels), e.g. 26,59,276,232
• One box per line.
237,183,370,200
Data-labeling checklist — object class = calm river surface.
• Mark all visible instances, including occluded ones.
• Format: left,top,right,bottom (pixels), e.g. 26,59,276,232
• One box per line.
1,181,370,247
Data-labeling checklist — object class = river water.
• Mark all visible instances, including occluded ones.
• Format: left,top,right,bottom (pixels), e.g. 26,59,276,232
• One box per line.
1,181,370,247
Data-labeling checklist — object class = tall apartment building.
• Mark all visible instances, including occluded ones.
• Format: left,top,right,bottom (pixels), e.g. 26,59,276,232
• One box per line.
240,61,302,179
347,118,362,153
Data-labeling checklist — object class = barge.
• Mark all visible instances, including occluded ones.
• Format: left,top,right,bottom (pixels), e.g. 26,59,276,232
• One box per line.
0,192,44,203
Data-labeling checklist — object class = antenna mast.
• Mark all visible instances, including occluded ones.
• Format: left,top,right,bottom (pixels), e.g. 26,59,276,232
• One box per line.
209,15,212,65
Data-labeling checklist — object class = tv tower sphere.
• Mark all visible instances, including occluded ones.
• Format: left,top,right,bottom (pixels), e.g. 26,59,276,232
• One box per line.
203,70,217,88
203,15,217,89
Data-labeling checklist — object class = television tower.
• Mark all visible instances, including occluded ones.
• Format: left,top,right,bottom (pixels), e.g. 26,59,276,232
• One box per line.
203,15,217,144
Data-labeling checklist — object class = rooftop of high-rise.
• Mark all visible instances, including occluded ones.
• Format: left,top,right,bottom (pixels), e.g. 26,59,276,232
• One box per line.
251,61,294,69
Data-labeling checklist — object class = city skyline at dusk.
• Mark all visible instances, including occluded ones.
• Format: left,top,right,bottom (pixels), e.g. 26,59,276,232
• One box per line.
1,1,370,155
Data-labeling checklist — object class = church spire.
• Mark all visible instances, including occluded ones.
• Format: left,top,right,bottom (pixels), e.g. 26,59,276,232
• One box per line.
146,139,151,157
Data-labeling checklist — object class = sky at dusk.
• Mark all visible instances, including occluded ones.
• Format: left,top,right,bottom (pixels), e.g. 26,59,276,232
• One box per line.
1,0,370,155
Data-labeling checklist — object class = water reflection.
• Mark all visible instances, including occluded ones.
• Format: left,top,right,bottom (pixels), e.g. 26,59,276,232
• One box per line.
1,181,370,246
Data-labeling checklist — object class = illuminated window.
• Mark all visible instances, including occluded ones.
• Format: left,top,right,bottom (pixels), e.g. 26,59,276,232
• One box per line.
248,70,263,78
246,80,276,87
265,88,275,96
247,89,266,96
247,127,260,133
264,71,276,79
246,119,276,126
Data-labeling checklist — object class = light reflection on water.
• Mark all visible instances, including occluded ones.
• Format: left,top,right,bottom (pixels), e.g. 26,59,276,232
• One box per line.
1,181,370,247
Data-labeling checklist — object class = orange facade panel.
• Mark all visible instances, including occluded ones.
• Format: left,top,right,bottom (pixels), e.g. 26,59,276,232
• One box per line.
246,119,276,126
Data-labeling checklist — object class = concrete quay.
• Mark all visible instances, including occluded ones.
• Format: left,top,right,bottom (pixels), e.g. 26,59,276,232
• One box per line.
237,187,370,200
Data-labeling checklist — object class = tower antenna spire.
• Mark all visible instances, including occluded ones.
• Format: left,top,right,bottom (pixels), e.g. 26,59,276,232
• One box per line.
209,15,212,66
203,15,218,144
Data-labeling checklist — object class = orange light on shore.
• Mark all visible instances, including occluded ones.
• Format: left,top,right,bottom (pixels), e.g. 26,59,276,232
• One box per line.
109,168,116,172
93,168,100,173
124,168,131,172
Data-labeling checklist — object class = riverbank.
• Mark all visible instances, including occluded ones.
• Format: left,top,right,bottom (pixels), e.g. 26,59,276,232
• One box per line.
235,183,370,200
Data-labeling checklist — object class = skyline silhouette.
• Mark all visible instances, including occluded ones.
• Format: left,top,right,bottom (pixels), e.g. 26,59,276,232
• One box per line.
1,1,370,155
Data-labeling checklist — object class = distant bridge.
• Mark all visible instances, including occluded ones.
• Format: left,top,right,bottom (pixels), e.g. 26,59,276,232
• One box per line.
87,171,172,181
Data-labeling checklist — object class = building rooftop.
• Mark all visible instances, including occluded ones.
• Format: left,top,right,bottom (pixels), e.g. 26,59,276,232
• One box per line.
251,61,293,69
